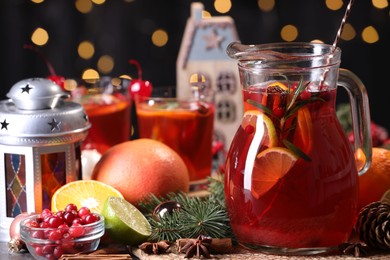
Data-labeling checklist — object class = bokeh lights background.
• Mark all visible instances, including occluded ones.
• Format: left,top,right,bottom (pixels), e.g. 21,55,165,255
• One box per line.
0,0,389,129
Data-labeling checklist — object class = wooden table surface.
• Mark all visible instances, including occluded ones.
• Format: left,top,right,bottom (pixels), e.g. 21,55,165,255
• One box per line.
3,241,390,260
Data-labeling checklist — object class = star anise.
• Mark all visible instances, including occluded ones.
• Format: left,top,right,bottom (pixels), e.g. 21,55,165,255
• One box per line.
341,242,369,257
138,240,171,255
178,235,212,259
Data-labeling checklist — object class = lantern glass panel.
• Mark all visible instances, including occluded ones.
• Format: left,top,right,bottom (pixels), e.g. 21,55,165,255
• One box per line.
4,153,27,218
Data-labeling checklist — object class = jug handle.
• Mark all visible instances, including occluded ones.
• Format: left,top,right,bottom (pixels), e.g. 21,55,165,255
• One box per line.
338,68,372,176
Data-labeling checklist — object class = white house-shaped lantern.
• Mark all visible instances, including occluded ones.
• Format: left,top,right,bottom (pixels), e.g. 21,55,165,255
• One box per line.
176,2,243,151
0,78,90,242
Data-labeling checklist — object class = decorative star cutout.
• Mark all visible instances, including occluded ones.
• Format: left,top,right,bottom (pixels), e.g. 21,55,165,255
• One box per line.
21,84,33,94
83,113,89,122
48,118,61,131
203,29,224,50
1,119,9,130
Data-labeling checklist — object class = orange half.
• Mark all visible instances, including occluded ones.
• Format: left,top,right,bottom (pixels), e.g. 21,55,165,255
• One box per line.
51,180,124,213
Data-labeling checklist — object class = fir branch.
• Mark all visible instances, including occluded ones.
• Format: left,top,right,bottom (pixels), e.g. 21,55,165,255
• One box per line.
148,210,183,242
207,174,225,206
139,174,234,242
179,200,231,239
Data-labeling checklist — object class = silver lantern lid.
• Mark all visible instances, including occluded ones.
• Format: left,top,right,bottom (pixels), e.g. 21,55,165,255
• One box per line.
0,78,91,146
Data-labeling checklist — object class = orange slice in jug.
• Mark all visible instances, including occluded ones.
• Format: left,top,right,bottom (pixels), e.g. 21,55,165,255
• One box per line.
241,110,278,148
251,147,298,199
293,106,313,154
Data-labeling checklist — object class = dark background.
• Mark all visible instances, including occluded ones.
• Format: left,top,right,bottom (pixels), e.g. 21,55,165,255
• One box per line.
0,0,389,130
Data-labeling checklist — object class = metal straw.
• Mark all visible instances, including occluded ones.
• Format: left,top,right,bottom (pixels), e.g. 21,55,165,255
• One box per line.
333,0,355,48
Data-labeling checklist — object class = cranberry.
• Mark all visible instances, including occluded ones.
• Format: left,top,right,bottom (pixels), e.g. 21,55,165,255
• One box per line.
27,219,40,228
65,203,78,212
245,125,255,135
48,216,64,228
54,210,64,218
42,244,54,255
34,246,44,256
273,107,285,118
41,208,53,219
69,223,85,238
32,230,44,239
83,214,98,224
63,210,78,225
72,218,84,225
45,254,57,260
48,229,63,241
40,221,50,228
78,207,91,218
53,246,64,259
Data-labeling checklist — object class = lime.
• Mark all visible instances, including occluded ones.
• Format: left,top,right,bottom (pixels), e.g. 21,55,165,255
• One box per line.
101,196,151,245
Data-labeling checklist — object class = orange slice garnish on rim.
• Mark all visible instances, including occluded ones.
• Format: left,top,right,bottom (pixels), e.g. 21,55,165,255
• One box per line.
251,147,298,199
241,110,278,148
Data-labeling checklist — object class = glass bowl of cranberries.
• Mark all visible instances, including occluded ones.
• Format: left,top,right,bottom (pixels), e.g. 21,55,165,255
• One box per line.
20,204,104,260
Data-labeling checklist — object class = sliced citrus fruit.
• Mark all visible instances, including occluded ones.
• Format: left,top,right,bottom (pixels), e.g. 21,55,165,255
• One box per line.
251,147,298,199
293,106,313,154
101,196,151,245
51,180,124,213
268,81,288,91
241,110,278,148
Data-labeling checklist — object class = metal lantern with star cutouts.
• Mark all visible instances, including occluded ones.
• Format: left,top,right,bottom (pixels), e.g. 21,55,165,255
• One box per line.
0,78,91,242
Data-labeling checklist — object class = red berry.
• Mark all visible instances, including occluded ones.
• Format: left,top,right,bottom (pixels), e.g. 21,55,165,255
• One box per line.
54,210,64,218
42,245,54,255
40,221,50,228
273,107,285,118
47,75,65,89
48,216,64,228
65,203,78,212
41,208,53,219
34,246,44,256
46,255,55,260
26,219,40,228
32,230,44,239
245,125,255,135
23,44,66,90
69,223,85,238
78,207,91,218
128,59,153,100
53,246,64,258
72,217,84,225
63,210,78,225
83,214,98,224
48,229,63,241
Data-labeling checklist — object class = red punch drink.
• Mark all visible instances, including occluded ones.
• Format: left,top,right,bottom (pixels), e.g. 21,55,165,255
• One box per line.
225,83,358,250
71,77,132,155
225,42,372,255
82,97,131,154
136,98,214,181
